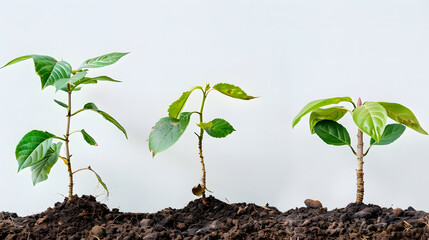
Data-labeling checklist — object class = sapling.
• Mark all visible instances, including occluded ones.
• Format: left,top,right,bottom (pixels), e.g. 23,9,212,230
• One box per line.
149,83,256,203
292,97,427,203
1,52,128,200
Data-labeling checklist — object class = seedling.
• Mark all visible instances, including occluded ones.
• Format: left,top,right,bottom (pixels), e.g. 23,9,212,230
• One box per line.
1,52,128,200
292,97,427,203
149,83,256,203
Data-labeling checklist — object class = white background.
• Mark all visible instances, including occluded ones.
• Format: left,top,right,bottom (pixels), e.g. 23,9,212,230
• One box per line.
1,1,429,216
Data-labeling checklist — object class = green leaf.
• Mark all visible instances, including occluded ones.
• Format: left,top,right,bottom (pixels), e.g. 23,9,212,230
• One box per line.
168,91,193,119
309,107,349,134
313,120,351,146
88,167,109,197
79,52,129,69
370,124,406,145
31,142,62,185
353,102,387,142
1,55,33,69
378,102,428,135
149,112,193,157
292,97,354,128
15,130,56,172
205,118,235,138
72,75,121,89
197,122,213,130
55,71,88,92
32,56,72,89
212,83,256,100
54,99,68,108
83,103,128,139
81,129,97,146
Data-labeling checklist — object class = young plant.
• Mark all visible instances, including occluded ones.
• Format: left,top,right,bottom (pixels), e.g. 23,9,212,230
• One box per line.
149,83,256,203
1,52,128,200
292,97,427,203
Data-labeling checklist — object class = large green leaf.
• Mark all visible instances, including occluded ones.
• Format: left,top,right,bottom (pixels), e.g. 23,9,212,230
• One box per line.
292,97,354,128
32,56,72,89
16,130,56,171
149,112,193,157
31,142,62,185
313,120,351,146
309,107,349,134
1,55,33,69
205,118,235,138
79,52,129,69
370,124,406,145
81,129,97,146
1,55,72,89
353,102,387,142
83,103,128,139
378,102,428,135
212,83,256,100
168,90,193,118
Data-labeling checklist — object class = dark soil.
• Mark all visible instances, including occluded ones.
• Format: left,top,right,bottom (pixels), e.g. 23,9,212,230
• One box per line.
1,195,428,239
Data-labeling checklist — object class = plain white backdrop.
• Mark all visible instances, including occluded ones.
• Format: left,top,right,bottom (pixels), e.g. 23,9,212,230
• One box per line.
1,1,429,216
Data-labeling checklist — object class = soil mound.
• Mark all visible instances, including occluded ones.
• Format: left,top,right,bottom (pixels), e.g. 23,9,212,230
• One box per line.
1,195,428,239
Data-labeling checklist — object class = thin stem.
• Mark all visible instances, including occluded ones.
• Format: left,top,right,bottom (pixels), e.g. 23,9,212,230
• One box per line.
71,108,86,116
52,136,67,141
72,167,90,175
356,97,364,203
348,145,357,155
65,84,74,201
198,89,208,204
363,144,373,157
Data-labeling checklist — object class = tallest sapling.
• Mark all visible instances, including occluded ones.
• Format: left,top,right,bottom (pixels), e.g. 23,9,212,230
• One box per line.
1,52,128,200
292,97,427,203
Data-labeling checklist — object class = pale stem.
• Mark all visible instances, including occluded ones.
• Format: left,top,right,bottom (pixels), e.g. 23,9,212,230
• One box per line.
65,84,74,201
356,97,364,203
198,90,208,203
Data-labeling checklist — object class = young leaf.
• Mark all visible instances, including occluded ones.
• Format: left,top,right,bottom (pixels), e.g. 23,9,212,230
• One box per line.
313,120,351,146
212,83,256,100
378,102,428,135
88,167,109,197
205,118,235,138
15,130,56,171
149,112,193,157
31,142,62,185
32,55,72,89
197,122,213,130
1,55,33,69
353,102,387,142
81,129,97,146
72,75,121,89
168,91,193,119
292,97,354,128
370,124,406,145
83,103,128,139
309,107,349,134
54,99,68,108
79,52,129,69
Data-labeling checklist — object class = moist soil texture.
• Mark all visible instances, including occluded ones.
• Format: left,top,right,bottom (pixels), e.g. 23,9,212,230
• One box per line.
1,195,428,240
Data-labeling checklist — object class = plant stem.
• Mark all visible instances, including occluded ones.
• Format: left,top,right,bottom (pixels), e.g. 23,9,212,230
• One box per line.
65,84,74,201
198,90,208,203
356,97,364,203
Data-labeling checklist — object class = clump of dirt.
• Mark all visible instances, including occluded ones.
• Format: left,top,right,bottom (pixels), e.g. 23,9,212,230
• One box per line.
1,195,429,239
